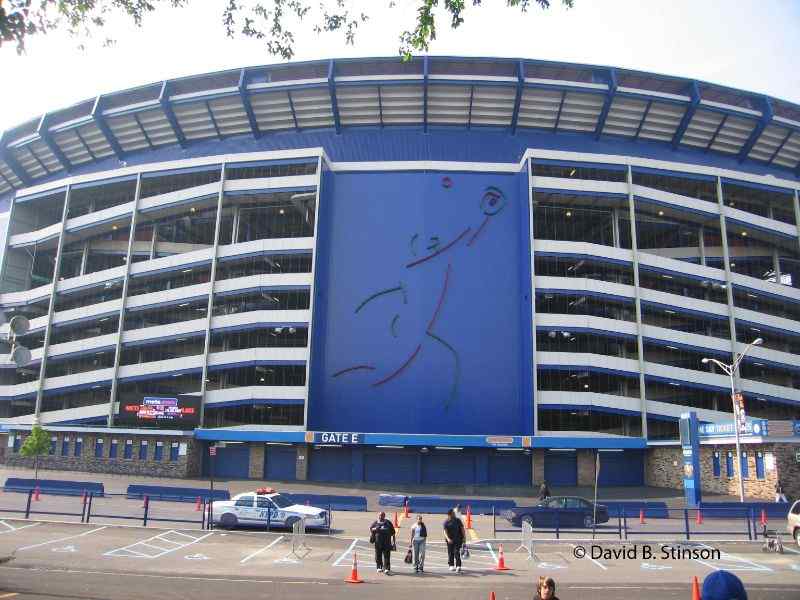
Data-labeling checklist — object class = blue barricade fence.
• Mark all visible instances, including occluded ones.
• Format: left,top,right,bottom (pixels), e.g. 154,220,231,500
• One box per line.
286,493,366,512
380,495,516,515
603,501,669,519
698,501,790,519
126,485,230,503
4,478,104,497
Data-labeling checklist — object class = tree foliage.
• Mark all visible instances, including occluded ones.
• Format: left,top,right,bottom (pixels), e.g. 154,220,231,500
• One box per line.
1,0,574,59
19,424,50,481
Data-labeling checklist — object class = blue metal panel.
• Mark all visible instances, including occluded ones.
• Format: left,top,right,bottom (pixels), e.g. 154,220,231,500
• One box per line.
488,452,532,486
264,446,297,481
363,451,418,484
239,69,261,139
207,444,250,479
738,97,773,163
309,447,352,482
535,437,647,449
598,450,644,486
421,451,476,485
37,114,72,172
159,81,187,148
672,81,701,149
510,60,524,135
594,68,617,140
544,450,577,486
328,60,341,134
91,96,125,160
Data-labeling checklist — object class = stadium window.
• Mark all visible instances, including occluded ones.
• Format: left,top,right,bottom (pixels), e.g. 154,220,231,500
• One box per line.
109,439,118,459
74,438,83,457
755,451,765,480
169,442,179,461
712,451,721,477
49,437,57,455
154,442,164,461
124,440,133,459
61,437,70,456
725,451,734,478
139,441,148,460
94,438,104,458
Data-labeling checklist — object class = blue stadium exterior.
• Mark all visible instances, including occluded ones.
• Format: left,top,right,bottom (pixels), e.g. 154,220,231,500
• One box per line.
0,56,799,489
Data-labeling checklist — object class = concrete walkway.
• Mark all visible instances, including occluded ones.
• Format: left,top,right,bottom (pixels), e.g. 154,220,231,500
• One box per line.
0,465,754,509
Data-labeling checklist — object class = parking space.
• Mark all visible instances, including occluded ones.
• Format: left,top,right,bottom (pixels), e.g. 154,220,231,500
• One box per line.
0,519,797,591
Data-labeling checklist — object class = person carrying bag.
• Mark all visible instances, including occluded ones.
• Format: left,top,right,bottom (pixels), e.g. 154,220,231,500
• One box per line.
369,511,396,575
408,514,427,573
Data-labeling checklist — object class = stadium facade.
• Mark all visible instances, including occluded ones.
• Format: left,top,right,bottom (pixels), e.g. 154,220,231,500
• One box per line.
0,57,798,494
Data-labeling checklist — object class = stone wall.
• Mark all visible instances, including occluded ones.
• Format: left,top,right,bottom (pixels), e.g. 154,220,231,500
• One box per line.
532,449,544,485
248,443,265,480
4,430,197,478
577,450,596,486
646,443,797,501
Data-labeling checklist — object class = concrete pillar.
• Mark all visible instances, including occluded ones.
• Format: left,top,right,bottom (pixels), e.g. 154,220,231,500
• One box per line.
248,443,265,480
532,449,545,485
577,450,596,486
295,444,309,480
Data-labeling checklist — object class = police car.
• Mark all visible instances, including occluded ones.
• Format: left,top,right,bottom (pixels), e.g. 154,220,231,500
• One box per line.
211,488,328,529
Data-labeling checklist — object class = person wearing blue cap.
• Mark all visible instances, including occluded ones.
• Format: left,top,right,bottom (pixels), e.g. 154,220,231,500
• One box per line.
702,570,748,600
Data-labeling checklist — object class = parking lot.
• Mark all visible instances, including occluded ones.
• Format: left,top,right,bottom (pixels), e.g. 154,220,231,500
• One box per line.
0,515,799,599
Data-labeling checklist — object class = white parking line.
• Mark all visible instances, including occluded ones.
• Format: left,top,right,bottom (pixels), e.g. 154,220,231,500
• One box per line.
0,522,39,535
692,542,772,573
571,544,607,570
17,526,107,552
333,538,359,567
240,536,284,564
104,530,213,559
485,541,497,562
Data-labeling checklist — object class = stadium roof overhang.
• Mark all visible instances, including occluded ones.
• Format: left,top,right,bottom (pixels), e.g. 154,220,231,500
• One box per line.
2,56,799,196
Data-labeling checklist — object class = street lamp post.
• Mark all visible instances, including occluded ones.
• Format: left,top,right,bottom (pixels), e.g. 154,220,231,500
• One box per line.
701,337,763,503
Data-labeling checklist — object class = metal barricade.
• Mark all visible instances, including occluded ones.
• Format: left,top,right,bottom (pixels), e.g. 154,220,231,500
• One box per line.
515,521,535,560
288,517,311,559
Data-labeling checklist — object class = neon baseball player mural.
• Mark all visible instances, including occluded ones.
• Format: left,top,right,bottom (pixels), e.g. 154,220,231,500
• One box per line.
331,183,508,410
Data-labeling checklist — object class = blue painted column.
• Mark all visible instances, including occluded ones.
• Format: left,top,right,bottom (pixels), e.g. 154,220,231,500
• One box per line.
351,446,365,482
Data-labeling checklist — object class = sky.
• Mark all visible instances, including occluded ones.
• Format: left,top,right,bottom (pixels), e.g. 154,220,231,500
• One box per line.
1,0,799,133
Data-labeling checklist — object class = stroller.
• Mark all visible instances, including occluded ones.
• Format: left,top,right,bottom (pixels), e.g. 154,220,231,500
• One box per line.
761,525,784,554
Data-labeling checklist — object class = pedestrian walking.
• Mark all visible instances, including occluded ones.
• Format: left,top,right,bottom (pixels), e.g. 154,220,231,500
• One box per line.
370,511,396,575
409,514,427,573
538,480,551,501
533,575,559,600
775,479,788,503
443,508,465,573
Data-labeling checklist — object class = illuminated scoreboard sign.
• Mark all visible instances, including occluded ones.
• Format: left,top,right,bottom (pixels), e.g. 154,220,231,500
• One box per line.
118,395,200,428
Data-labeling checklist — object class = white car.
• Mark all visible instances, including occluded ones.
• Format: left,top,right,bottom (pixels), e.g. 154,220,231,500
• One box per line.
211,488,328,530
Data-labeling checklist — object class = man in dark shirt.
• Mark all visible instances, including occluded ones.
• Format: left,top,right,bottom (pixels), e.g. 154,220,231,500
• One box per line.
370,511,396,574
443,508,465,573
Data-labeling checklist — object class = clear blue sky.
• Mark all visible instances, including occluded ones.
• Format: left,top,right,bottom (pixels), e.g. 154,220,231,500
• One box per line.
1,0,798,133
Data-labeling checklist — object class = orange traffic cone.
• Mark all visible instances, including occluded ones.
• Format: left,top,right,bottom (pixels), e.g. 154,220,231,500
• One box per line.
489,592,496,600
466,505,473,529
494,544,510,571
195,496,202,512
691,575,701,600
695,509,703,525
345,552,363,583
760,509,767,526
34,486,40,502
639,508,646,524
393,512,399,528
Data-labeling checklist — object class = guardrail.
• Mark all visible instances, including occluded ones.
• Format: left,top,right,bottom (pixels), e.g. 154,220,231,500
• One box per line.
491,505,787,542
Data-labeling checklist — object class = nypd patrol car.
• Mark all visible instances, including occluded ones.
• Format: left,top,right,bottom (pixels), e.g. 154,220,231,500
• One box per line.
211,488,328,529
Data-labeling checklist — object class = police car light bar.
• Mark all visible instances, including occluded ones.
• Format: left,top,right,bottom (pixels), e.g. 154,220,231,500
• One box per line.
256,487,276,494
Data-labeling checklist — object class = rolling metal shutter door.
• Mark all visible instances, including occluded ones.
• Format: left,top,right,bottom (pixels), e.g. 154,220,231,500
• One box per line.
543,451,577,486
364,452,417,484
309,447,353,482
213,445,251,479
598,450,644,486
264,446,297,481
488,452,532,486
421,452,476,485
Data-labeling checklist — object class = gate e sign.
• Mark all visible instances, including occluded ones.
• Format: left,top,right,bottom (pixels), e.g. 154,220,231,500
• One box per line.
316,432,361,444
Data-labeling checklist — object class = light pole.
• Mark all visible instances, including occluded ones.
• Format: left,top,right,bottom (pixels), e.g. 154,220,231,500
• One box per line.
701,337,763,503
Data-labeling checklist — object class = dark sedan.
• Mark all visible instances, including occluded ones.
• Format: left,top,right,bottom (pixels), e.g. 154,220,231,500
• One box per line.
504,496,609,528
